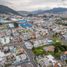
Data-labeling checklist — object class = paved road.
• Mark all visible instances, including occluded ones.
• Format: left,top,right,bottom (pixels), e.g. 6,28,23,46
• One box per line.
22,42,37,67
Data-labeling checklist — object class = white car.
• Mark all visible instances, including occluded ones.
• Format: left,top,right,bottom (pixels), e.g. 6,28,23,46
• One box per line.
25,42,33,49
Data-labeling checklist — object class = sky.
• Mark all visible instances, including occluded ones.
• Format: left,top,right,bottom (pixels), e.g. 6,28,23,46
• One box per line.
0,0,67,11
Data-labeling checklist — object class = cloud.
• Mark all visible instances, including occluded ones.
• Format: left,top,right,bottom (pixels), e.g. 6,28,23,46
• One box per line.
0,0,67,11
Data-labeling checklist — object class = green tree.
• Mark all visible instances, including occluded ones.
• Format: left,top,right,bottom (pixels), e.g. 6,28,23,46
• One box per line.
14,23,18,28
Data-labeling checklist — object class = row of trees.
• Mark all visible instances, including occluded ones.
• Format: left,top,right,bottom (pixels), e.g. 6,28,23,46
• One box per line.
52,35,67,59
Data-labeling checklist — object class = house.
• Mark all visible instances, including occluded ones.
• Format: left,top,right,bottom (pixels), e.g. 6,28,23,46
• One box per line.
30,32,36,39
43,46,55,52
8,23,14,28
13,47,28,65
16,63,33,67
24,41,33,49
0,36,10,45
0,51,5,62
52,27,62,33
23,33,31,40
63,34,67,40
42,39,53,45
61,51,67,63
37,55,61,67
0,32,6,37
33,40,43,47
33,39,53,48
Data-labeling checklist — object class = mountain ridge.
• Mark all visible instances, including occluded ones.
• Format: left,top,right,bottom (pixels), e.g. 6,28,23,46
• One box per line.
0,5,67,16
31,7,67,14
0,5,21,15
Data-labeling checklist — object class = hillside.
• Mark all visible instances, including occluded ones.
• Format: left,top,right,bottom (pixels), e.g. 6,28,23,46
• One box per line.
0,5,20,15
32,8,67,14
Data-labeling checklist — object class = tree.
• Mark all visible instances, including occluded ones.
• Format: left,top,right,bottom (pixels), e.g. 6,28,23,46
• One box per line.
52,38,61,46
14,23,18,28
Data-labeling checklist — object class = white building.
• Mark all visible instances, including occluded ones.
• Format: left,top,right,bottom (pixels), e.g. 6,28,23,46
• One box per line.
25,42,33,49
0,36,10,45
